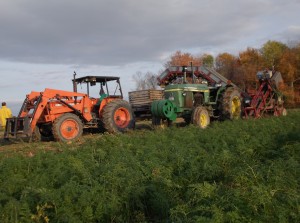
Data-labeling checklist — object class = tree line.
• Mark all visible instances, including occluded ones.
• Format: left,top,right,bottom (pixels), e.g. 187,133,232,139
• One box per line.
133,40,300,107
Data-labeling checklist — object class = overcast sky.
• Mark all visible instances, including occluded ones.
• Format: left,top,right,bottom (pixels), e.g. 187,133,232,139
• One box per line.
1,0,300,114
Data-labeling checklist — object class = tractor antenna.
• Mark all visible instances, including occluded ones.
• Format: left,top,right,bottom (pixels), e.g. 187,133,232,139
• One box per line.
73,71,78,104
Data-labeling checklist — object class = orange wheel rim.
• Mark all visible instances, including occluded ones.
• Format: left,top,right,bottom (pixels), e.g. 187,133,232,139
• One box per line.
114,107,130,128
60,119,79,139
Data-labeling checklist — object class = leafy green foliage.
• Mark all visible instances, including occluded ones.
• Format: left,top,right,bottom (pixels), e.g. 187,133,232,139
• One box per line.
0,111,299,222
261,40,288,68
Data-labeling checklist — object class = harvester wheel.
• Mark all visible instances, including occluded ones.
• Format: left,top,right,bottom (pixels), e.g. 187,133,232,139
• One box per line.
274,107,287,116
102,99,135,133
282,108,287,116
220,87,242,120
52,113,83,142
192,106,210,129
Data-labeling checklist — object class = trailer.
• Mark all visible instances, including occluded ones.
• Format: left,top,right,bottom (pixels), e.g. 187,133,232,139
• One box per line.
129,89,164,119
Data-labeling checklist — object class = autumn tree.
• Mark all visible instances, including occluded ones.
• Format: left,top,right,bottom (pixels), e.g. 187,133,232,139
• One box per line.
277,44,300,105
238,47,264,89
278,48,298,84
164,51,202,68
215,52,237,80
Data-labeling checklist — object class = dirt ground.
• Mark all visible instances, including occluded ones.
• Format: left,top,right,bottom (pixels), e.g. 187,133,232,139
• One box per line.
0,120,154,152
0,119,187,152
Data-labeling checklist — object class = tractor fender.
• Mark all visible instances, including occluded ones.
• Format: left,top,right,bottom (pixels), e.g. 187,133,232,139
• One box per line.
215,86,227,103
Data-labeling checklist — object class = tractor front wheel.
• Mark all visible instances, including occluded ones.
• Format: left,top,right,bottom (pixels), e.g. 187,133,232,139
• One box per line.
52,113,83,142
192,106,210,129
102,100,135,133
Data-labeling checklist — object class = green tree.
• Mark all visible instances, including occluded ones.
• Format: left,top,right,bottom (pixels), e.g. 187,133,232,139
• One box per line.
260,40,288,68
201,54,214,68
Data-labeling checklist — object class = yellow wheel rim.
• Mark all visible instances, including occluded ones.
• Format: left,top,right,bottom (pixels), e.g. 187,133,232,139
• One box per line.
231,96,241,118
200,113,207,127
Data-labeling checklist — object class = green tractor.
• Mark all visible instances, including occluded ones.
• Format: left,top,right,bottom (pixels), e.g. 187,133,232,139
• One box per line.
151,66,242,128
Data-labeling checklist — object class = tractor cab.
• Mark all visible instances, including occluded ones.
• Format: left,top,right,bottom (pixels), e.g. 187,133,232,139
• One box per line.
72,74,123,100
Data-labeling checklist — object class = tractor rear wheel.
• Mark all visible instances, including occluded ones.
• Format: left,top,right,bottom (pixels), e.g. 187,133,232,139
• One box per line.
192,106,210,129
219,87,242,120
102,99,135,133
52,113,83,142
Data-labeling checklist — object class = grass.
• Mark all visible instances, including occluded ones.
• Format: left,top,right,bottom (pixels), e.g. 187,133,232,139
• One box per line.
0,110,299,222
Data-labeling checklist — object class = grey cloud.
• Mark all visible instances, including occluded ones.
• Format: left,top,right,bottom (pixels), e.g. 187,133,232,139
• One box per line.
278,26,300,42
0,0,299,65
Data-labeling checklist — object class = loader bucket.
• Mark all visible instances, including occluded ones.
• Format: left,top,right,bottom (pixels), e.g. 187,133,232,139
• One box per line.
4,117,32,139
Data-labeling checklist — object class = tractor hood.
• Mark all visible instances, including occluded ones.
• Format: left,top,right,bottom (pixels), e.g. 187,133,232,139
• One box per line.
164,83,210,92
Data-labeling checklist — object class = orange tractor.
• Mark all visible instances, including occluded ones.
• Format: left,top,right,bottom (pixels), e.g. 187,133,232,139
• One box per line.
4,74,135,142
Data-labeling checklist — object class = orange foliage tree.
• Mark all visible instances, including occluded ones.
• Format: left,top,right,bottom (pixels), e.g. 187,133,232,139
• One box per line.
215,53,237,80
238,48,264,90
277,45,300,106
164,51,202,67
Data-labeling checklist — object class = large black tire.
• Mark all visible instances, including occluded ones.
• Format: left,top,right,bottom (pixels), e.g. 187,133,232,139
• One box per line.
219,87,242,120
192,106,210,129
102,100,135,133
52,113,83,142
32,124,54,142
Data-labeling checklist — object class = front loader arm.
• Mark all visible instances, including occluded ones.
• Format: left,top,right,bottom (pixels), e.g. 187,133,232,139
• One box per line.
28,93,49,134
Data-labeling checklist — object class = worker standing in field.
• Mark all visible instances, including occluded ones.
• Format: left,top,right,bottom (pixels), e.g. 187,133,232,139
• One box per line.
0,102,12,129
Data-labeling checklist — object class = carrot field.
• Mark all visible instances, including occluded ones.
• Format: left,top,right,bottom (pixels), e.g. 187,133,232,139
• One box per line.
0,111,299,223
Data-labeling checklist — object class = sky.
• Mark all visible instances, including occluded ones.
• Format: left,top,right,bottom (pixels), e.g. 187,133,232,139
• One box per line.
0,0,300,115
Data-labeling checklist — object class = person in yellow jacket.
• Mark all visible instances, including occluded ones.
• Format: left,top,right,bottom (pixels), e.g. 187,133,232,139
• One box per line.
0,102,13,129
